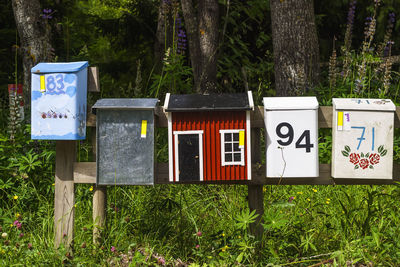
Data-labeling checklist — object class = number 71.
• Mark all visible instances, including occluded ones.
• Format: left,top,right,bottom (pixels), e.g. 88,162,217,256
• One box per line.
351,126,375,150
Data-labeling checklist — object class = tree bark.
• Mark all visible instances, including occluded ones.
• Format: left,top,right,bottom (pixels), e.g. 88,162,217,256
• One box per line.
12,0,53,106
154,0,173,72
270,0,320,96
181,0,219,93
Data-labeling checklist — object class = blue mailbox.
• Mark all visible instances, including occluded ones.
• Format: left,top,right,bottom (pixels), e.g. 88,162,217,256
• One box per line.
31,61,88,140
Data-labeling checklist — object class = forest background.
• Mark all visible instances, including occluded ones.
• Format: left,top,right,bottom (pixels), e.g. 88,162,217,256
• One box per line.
1,0,400,266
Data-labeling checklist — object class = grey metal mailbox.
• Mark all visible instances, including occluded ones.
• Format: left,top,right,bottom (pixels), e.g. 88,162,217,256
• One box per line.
92,98,158,185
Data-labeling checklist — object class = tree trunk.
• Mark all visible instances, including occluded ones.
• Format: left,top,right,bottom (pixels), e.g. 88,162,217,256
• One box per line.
181,0,219,93
270,0,320,96
154,0,173,73
12,0,53,106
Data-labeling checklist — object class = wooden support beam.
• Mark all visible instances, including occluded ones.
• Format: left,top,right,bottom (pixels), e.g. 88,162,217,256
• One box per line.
248,128,264,238
54,141,76,249
90,129,106,245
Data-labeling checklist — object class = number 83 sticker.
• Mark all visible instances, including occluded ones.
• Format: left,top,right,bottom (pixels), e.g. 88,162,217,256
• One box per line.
275,122,314,152
40,74,66,95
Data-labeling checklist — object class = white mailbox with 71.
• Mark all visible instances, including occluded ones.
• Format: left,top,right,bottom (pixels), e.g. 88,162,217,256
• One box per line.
331,98,395,179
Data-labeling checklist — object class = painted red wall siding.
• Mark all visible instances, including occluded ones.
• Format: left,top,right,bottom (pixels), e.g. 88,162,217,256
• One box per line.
172,111,247,181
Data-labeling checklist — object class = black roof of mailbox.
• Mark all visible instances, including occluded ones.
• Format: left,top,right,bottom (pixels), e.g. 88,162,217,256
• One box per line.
165,93,252,112
92,98,158,114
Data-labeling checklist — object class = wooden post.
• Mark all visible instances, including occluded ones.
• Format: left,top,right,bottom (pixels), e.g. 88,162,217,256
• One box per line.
91,129,107,245
54,140,76,249
248,128,264,238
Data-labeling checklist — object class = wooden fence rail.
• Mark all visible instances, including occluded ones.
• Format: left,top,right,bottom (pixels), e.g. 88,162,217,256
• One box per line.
55,104,400,249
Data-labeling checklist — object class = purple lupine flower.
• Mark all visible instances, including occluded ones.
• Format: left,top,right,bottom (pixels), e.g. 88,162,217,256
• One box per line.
347,1,357,26
175,13,187,54
42,8,53,19
389,12,395,24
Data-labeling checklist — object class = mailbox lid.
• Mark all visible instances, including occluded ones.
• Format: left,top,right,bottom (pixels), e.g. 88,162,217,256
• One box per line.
92,98,158,113
263,97,318,110
31,61,88,73
333,98,395,111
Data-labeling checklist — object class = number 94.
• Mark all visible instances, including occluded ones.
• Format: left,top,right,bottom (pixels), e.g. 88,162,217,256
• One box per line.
275,122,314,153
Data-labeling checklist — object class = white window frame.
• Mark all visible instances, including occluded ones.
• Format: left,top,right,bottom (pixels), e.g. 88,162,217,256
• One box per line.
219,129,245,166
173,130,204,182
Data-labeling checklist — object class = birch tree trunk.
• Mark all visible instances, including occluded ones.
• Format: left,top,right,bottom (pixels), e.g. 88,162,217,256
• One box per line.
181,0,219,93
270,0,320,96
12,0,53,105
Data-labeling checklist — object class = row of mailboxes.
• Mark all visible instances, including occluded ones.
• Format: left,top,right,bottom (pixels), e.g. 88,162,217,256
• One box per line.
29,62,396,184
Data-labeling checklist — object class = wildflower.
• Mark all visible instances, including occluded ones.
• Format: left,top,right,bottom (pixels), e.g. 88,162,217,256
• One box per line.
196,231,202,237
288,196,295,203
13,195,18,200
89,186,93,192
1,233,7,239
221,233,225,237
13,220,22,230
157,256,166,265
42,8,53,19
195,244,200,249
19,233,24,238
297,191,303,195
307,198,311,202
111,246,116,252
27,243,33,250
312,188,317,193
52,183,55,186
15,213,20,218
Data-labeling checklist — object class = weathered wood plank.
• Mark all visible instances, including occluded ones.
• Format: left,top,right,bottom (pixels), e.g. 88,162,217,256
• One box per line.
55,141,76,249
74,161,400,185
74,162,97,183
88,67,100,92
86,106,400,129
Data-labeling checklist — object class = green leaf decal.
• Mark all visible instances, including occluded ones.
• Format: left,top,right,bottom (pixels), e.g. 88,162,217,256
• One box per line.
342,151,349,157
381,149,387,156
345,145,351,152
365,153,369,158
369,165,374,169
355,165,359,169
378,145,384,153
361,152,364,158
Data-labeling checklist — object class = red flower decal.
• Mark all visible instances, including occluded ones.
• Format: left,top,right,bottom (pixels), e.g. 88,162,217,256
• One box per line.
359,158,369,169
369,153,380,165
349,153,360,165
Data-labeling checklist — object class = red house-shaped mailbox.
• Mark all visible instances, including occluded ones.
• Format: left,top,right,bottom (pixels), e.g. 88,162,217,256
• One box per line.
164,91,254,182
